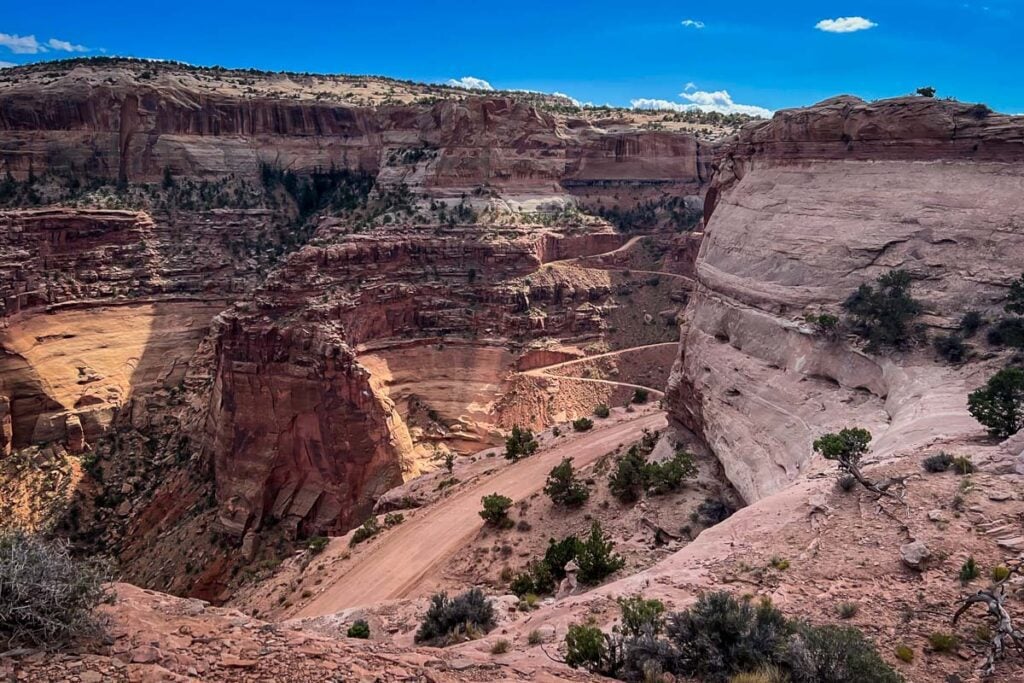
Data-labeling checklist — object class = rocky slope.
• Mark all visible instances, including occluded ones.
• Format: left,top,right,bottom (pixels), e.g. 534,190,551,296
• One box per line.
668,95,1024,503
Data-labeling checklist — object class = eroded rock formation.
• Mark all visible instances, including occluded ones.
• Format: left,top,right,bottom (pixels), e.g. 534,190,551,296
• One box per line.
668,95,1024,502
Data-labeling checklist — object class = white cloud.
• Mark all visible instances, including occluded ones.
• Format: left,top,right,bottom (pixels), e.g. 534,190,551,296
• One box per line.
815,16,877,33
446,76,494,91
684,82,697,92
680,19,705,29
0,32,44,54
631,88,773,118
0,60,15,68
47,37,89,52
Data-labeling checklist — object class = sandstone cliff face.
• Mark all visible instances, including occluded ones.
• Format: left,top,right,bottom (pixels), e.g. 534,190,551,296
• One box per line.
668,96,1024,503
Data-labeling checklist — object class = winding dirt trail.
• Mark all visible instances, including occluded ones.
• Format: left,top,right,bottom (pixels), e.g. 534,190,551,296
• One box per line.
296,410,667,616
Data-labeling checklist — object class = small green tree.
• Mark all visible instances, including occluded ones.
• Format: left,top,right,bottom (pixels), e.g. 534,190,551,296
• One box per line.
575,521,625,585
916,86,937,97
645,449,698,495
812,427,885,495
594,404,611,419
544,458,590,508
480,493,514,528
504,425,539,461
968,367,1024,438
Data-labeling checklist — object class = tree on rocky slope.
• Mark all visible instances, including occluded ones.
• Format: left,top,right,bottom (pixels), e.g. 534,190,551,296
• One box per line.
544,458,589,508
812,427,904,501
504,425,538,461
968,367,1024,438
842,270,923,352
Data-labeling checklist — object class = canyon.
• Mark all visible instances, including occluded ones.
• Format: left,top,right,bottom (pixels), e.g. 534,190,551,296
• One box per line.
2,59,1024,682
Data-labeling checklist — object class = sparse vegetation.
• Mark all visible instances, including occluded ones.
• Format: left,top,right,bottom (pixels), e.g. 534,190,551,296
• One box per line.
968,367,1024,438
0,531,110,649
307,536,329,554
564,591,899,682
632,388,649,404
594,404,611,419
933,334,970,363
350,517,381,546
490,638,510,654
415,588,495,646
895,644,914,663
575,521,626,585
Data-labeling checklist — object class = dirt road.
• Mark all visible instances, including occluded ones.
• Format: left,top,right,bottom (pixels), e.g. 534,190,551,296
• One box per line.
296,410,667,616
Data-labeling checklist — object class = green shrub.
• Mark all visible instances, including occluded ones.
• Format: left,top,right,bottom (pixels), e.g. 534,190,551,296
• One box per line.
786,623,901,683
565,623,611,672
894,644,914,663
967,367,1024,437
632,388,649,404
490,638,509,654
544,536,579,581
951,455,974,474
618,595,666,637
697,497,735,525
960,311,984,337
575,522,625,585
384,512,405,527
544,458,590,508
987,316,1024,347
527,629,543,645
609,448,648,503
1005,272,1024,315
645,449,698,495
933,334,969,363
306,536,329,554
842,270,923,351
415,588,495,645
573,417,594,432
992,565,1011,582
479,494,514,528
0,531,109,649
806,312,840,339
836,602,859,620
922,452,954,473
668,593,792,681
927,631,958,653
350,517,381,546
504,425,539,461
594,404,611,419
347,619,370,639
959,556,980,584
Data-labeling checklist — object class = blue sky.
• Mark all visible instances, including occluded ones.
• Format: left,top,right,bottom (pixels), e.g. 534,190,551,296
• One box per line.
2,1,1021,115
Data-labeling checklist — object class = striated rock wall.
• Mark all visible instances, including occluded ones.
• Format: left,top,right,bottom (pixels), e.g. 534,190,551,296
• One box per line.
668,96,1024,503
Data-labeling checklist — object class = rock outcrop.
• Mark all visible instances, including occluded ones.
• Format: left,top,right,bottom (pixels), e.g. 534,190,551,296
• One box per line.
668,96,1024,502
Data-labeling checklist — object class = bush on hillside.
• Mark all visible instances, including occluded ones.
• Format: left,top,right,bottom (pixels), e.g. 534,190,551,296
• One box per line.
573,417,594,432
415,588,495,645
504,425,539,461
480,493,514,528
